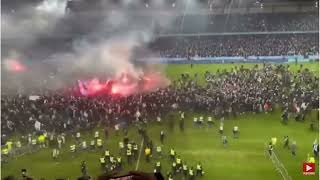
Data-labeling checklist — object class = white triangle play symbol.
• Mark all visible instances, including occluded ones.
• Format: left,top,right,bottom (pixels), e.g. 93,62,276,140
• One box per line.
306,165,312,171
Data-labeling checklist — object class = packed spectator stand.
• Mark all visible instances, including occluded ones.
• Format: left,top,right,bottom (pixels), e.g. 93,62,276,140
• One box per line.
152,33,319,58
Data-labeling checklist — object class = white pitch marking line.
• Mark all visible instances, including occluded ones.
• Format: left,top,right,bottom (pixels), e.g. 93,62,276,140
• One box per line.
135,138,144,170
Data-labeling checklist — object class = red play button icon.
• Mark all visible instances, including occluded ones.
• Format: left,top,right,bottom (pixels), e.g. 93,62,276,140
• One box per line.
303,163,315,175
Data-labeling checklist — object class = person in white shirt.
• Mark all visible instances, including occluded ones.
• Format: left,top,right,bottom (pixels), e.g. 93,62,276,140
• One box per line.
207,116,213,127
157,116,161,123
193,117,198,127
233,126,239,138
199,116,204,127
219,123,224,135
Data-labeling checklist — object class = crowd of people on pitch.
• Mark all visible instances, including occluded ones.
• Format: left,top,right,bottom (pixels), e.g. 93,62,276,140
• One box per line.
2,64,318,140
152,34,318,58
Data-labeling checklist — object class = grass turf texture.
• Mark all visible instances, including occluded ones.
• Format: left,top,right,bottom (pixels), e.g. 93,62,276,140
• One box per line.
2,111,318,180
2,63,319,180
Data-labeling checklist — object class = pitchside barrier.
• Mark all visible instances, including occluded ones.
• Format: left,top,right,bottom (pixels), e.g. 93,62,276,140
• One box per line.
136,55,319,64
264,143,292,180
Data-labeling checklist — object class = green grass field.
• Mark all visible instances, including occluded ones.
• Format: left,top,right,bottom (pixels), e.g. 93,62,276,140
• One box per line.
2,63,319,180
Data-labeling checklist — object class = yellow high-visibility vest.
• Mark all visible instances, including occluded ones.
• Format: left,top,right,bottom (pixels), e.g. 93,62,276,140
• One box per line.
170,149,175,156
172,162,176,167
199,117,204,122
105,150,110,156
2,148,9,155
197,164,201,170
38,135,45,143
82,141,87,148
145,148,151,156
157,146,162,152
97,139,102,147
127,149,131,156
70,145,76,152
6,141,13,151
308,157,316,163
119,142,124,148
127,143,132,150
156,162,161,167
189,169,194,176
110,156,114,163
32,139,37,145
271,137,277,145
177,158,181,164
100,157,105,163
183,165,188,170
117,157,122,163
16,141,22,148
94,131,99,138
90,140,95,146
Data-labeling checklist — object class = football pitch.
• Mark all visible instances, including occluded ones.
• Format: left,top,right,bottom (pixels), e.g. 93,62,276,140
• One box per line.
1,63,319,180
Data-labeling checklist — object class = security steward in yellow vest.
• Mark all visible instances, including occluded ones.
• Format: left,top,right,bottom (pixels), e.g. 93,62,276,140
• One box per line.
97,138,103,148
172,161,177,174
119,141,124,154
133,143,138,159
90,140,95,150
154,161,161,173
170,148,176,161
116,157,122,169
104,149,110,160
70,144,76,153
176,156,182,171
167,172,173,180
16,141,22,148
183,163,188,176
156,146,162,156
110,156,115,164
100,157,106,169
126,148,132,164
2,148,9,157
31,138,37,147
6,141,13,151
189,167,195,180
196,162,204,176
308,156,316,163
82,141,87,150
2,148,9,163
145,147,151,162
94,131,99,139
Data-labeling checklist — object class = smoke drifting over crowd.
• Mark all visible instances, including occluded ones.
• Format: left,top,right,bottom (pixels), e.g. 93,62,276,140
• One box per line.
1,0,204,95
